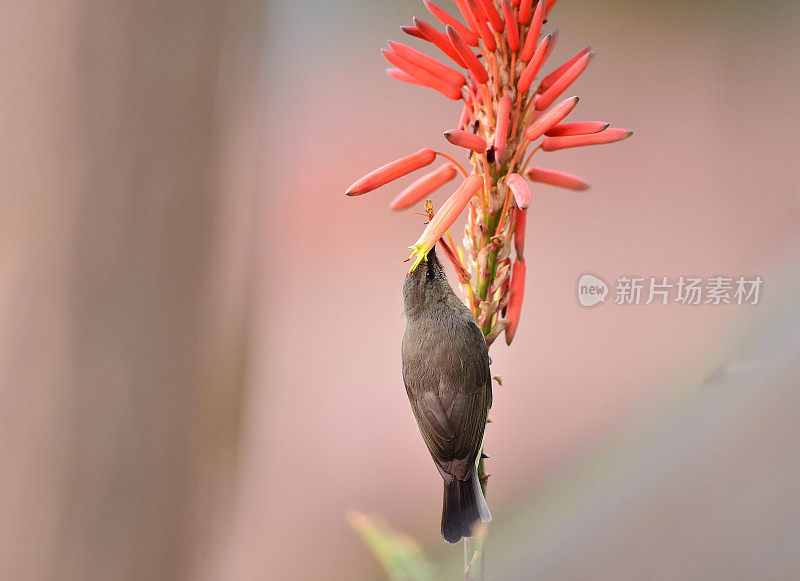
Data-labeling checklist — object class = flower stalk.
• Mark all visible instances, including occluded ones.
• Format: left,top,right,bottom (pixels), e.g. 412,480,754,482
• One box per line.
345,0,631,574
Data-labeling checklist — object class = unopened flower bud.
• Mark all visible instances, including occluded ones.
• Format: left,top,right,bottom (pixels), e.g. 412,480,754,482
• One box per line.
346,148,437,196
541,128,633,151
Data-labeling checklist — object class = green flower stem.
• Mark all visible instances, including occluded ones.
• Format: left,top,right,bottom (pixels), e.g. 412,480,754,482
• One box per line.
464,167,507,580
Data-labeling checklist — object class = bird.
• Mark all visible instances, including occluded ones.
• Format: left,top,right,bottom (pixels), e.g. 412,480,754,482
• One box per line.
401,245,492,543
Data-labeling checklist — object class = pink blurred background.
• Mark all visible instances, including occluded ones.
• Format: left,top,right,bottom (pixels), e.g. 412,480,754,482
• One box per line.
2,0,799,579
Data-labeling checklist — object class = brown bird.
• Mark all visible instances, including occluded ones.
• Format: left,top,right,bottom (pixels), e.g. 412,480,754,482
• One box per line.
402,246,492,543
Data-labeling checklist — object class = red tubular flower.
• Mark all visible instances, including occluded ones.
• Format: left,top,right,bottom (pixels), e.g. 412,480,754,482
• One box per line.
517,34,551,93
478,0,504,33
401,25,425,40
518,0,534,25
513,207,526,259
465,0,497,51
387,41,467,87
408,174,484,271
534,52,590,110
352,0,631,356
525,96,579,141
386,67,425,86
540,46,591,91
444,129,488,153
500,1,519,51
525,166,590,190
413,17,468,67
494,94,511,162
545,121,609,137
541,128,633,151
506,173,531,209
452,0,482,40
424,0,480,46
504,258,526,345
520,0,545,61
382,49,464,100
346,148,437,196
390,164,459,210
446,26,489,84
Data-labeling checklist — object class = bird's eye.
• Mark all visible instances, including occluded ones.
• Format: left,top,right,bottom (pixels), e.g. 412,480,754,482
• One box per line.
426,267,435,280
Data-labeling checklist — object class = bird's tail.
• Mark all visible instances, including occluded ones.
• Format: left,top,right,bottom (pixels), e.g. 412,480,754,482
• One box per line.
441,468,491,544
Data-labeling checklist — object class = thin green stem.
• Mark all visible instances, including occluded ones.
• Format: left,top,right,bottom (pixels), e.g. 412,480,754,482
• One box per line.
464,533,486,580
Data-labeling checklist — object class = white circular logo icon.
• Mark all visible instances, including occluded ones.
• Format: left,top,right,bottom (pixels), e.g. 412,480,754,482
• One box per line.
577,274,608,307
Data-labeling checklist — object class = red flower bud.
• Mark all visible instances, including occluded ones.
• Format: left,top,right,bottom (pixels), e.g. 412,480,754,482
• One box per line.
525,96,579,141
518,0,533,24
382,49,463,100
387,41,466,88
544,121,609,137
424,0,480,46
413,17,467,68
494,94,511,162
525,166,590,190
444,129,489,153
506,172,531,209
465,0,497,51
386,67,425,86
452,0,483,43
401,25,425,40
505,258,526,345
520,0,545,60
540,46,591,91
500,0,520,52
446,26,489,84
390,164,459,210
478,0,504,33
541,128,633,151
517,34,551,93
534,52,590,110
346,148,437,196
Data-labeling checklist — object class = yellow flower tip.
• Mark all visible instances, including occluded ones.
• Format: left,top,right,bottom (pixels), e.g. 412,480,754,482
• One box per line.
406,173,483,273
407,246,430,273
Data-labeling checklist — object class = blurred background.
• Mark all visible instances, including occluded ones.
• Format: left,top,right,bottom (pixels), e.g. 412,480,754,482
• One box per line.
1,0,798,579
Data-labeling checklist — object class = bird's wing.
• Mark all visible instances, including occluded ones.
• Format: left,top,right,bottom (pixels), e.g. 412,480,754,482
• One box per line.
406,370,490,480
402,315,491,479
412,389,457,461
447,378,489,461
